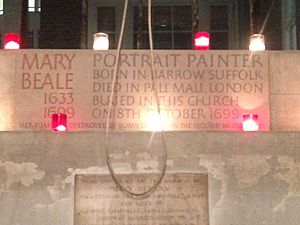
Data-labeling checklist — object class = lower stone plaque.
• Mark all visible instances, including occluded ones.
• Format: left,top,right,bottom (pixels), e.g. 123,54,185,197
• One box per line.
74,173,209,225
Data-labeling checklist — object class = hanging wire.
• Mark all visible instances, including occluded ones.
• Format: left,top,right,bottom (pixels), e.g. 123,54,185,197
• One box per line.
250,0,276,35
250,0,254,35
258,0,275,35
192,0,200,35
145,0,168,194
104,0,168,199
136,0,144,49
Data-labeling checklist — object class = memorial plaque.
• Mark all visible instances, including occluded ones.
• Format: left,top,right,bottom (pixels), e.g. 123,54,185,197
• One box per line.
0,50,270,131
74,173,209,225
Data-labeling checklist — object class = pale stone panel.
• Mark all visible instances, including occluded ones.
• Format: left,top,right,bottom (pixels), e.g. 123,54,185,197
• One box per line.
0,52,16,130
270,51,300,94
270,51,300,130
4,50,271,131
74,174,209,225
0,132,300,225
271,94,300,130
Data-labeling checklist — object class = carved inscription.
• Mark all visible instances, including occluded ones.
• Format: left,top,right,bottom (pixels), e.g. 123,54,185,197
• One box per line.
74,174,209,225
16,52,77,130
90,51,269,131
14,50,269,131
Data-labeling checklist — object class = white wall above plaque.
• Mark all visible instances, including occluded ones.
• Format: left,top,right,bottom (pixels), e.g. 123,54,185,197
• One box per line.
74,173,209,225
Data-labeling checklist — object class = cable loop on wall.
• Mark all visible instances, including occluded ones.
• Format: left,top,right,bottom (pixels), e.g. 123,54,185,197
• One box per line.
104,0,168,199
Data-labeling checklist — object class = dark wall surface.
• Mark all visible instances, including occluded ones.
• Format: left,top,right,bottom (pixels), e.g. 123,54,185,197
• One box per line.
39,0,83,48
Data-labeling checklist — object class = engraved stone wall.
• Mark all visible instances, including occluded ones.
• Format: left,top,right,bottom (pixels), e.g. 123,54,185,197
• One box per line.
1,50,300,225
75,174,209,225
2,50,270,131
0,132,300,225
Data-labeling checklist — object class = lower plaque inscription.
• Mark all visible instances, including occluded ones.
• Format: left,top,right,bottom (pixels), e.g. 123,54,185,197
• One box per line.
74,173,209,225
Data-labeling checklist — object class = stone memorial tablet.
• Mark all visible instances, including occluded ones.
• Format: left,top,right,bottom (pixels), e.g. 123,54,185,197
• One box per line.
74,173,209,225
0,50,270,131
